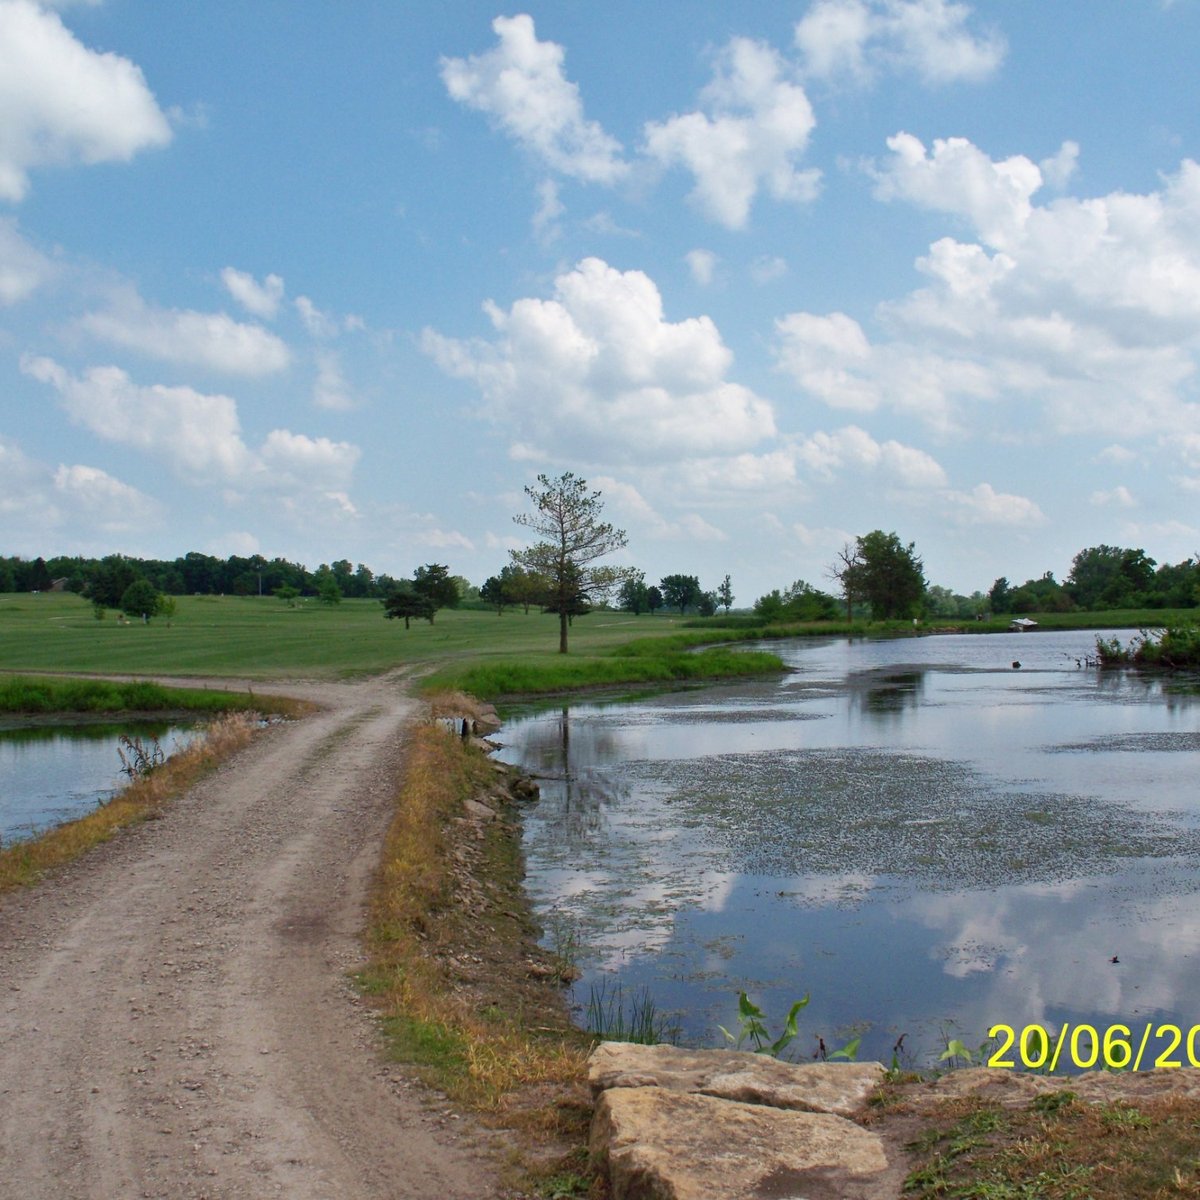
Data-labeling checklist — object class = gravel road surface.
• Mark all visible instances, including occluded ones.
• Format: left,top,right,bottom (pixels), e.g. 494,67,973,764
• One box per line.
0,672,502,1199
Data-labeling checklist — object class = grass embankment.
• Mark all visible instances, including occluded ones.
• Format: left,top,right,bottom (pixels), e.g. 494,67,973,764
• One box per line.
0,673,306,717
360,712,594,1190
0,710,260,893
436,635,784,700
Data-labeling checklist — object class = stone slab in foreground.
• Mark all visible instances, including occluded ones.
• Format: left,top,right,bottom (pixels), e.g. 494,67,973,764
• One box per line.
589,1041,886,1117
588,1044,892,1200
592,1087,888,1200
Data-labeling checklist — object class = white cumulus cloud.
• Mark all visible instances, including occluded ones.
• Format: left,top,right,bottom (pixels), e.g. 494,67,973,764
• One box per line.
220,267,285,319
778,138,1200,440
422,256,775,463
1090,485,1136,508
0,215,54,304
312,350,355,411
440,14,626,184
794,0,1005,86
0,435,161,547
0,0,172,202
53,463,162,530
79,289,290,376
22,357,358,492
643,37,820,229
591,475,727,542
945,482,1046,526
685,249,718,286
795,424,948,487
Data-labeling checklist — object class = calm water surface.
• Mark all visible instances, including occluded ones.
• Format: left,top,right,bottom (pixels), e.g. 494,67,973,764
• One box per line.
0,721,201,842
497,631,1200,1066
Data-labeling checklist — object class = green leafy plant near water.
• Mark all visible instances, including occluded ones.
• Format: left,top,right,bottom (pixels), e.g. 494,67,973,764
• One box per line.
719,990,861,1061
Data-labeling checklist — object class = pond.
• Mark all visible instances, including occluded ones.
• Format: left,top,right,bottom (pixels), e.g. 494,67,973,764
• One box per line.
496,630,1200,1068
0,720,203,843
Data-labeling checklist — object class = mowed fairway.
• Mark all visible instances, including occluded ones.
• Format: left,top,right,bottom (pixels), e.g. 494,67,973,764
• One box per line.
0,591,698,683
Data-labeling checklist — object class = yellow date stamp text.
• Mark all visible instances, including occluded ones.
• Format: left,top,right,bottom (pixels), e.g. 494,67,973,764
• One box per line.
988,1023,1200,1071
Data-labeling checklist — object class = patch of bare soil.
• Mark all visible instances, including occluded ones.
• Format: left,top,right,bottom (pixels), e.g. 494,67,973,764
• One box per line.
0,672,507,1199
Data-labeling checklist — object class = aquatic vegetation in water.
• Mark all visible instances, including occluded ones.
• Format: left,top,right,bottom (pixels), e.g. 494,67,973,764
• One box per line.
634,748,1200,889
1096,623,1200,670
586,980,679,1044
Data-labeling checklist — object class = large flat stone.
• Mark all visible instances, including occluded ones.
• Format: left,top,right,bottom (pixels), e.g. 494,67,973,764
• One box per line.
591,1086,890,1200
589,1042,886,1117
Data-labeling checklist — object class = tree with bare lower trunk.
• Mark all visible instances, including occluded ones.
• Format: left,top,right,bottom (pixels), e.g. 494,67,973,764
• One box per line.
827,541,865,622
512,472,631,654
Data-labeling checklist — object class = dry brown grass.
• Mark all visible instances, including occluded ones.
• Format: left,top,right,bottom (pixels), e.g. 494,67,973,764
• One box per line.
0,711,260,894
362,715,589,1115
426,689,492,722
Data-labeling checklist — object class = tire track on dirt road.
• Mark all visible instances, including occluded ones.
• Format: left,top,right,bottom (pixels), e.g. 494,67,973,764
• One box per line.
0,672,503,1199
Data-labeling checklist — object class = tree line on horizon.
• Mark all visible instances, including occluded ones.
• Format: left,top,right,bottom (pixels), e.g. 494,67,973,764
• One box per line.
4,537,1197,626
751,537,1200,625
0,551,418,606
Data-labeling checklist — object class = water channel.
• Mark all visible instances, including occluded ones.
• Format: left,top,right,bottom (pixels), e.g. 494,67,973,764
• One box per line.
0,721,201,843
496,630,1200,1067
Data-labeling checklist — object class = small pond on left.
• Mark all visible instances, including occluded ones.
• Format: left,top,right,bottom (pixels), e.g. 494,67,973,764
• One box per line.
0,720,203,842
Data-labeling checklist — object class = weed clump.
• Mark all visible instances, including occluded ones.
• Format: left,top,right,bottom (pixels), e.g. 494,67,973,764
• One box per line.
1095,622,1200,669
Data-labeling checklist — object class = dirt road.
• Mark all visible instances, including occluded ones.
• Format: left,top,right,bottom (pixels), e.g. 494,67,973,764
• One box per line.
0,672,503,1199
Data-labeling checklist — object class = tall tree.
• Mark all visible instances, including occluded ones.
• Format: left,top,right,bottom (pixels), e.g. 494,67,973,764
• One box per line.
120,579,162,620
618,572,649,615
717,574,734,614
854,531,926,619
479,574,508,614
500,563,543,614
1068,545,1157,610
381,585,436,629
660,573,701,614
412,563,459,622
511,472,630,653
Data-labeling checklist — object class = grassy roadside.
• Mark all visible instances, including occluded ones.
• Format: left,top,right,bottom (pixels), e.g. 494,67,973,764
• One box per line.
0,673,308,717
359,709,597,1194
0,710,263,893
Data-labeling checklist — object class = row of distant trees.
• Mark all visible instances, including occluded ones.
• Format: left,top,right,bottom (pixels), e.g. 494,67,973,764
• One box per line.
8,522,1196,639
477,565,735,619
989,545,1199,614
0,551,473,609
753,535,1200,624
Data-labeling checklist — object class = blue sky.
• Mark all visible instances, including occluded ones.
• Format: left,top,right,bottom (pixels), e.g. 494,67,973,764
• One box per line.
2,0,1198,601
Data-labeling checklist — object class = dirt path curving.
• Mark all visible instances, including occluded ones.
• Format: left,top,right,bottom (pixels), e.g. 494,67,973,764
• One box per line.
0,671,504,1199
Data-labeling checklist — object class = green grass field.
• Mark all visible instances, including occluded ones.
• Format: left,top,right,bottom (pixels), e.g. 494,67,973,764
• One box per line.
1,591,1193,699
0,591,778,695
